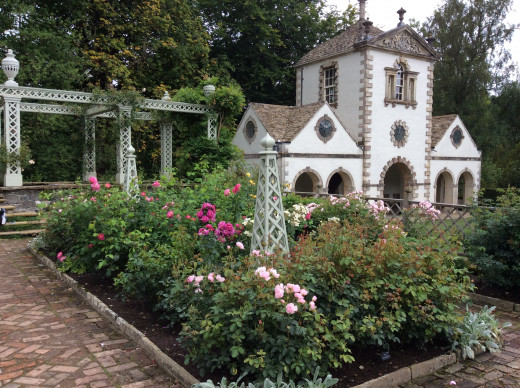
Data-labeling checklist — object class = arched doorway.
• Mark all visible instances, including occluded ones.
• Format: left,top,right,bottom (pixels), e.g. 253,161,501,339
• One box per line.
327,169,354,195
383,163,412,199
294,169,322,195
457,171,475,205
435,171,454,204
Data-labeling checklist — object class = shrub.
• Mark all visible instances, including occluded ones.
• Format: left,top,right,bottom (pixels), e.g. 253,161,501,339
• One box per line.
179,255,354,381
464,187,520,289
452,305,511,359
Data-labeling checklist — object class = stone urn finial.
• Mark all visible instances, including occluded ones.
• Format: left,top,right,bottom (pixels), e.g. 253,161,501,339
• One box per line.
203,84,216,97
397,8,407,27
2,49,20,86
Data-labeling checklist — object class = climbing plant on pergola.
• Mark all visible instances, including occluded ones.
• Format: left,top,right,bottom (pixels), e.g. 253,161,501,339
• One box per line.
0,49,218,188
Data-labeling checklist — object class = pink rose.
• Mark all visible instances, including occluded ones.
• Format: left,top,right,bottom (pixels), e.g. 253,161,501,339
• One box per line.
195,275,204,284
216,274,225,282
141,192,146,196
153,180,161,187
310,301,316,310
97,233,105,241
167,210,174,219
91,183,100,192
274,284,284,299
236,241,244,250
305,212,311,220
57,251,65,262
186,275,195,283
286,303,298,314
105,183,111,188
224,188,231,196
232,184,241,194
208,273,215,282
89,176,97,184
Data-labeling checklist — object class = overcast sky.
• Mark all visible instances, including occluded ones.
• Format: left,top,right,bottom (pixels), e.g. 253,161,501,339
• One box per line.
327,0,520,70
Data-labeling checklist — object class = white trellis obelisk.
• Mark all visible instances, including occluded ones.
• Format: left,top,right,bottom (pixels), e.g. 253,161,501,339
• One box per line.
123,145,139,194
251,133,289,253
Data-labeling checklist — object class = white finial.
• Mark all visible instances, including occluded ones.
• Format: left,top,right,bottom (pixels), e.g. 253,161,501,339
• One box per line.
203,84,216,96
2,49,20,86
127,145,135,155
162,91,171,100
261,133,275,150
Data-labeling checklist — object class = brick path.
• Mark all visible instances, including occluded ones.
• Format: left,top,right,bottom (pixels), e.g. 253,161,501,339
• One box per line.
0,239,177,387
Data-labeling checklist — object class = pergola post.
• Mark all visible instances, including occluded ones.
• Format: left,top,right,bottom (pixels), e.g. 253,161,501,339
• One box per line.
3,95,22,186
83,117,97,182
160,122,173,178
207,114,218,140
250,133,289,254
2,49,22,186
116,105,132,184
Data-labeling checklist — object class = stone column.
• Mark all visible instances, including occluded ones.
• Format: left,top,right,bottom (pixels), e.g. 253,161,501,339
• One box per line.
83,117,97,182
160,122,173,178
251,134,289,254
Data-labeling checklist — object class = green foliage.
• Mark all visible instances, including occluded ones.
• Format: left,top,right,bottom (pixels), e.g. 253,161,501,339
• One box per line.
193,367,338,388
452,305,511,359
422,0,518,188
180,256,354,381
288,218,472,350
196,0,357,104
465,187,520,289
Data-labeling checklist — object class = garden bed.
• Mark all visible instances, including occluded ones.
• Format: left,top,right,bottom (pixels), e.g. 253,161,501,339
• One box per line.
70,272,450,387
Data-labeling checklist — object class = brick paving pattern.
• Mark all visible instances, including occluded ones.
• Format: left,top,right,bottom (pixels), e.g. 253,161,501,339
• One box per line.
0,239,177,387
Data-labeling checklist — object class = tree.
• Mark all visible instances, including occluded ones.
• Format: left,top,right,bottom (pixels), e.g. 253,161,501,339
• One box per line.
1,0,211,94
423,0,517,188
425,0,516,119
196,0,357,105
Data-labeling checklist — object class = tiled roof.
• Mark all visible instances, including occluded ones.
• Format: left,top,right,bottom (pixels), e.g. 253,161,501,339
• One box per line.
250,102,324,142
296,20,384,66
432,114,458,147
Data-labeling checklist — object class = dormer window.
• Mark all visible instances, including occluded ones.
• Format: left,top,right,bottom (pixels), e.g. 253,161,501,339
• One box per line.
319,61,338,107
385,58,418,108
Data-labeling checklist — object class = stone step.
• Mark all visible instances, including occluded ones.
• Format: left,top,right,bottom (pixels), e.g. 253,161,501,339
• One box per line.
0,229,45,237
5,211,39,218
4,220,46,226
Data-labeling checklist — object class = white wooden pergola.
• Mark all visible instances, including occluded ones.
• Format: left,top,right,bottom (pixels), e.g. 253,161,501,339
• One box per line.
0,49,218,188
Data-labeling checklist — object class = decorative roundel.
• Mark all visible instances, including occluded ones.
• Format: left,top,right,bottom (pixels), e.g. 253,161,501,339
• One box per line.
451,126,464,148
243,119,257,143
315,115,336,143
390,120,409,147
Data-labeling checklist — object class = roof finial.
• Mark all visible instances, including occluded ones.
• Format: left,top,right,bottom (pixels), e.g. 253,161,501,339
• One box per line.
363,18,373,40
359,0,367,21
397,7,406,27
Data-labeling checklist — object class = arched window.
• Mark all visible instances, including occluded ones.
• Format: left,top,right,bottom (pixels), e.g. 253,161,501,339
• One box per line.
384,59,418,108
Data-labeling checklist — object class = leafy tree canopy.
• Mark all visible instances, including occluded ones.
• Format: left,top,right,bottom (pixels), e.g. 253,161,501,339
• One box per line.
196,0,357,105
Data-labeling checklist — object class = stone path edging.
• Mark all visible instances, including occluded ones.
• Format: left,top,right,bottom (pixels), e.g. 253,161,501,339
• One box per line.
28,245,200,388
470,292,520,313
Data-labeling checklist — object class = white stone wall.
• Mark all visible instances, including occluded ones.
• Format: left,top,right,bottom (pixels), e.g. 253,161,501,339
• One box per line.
366,49,431,199
298,53,363,142
430,117,481,203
